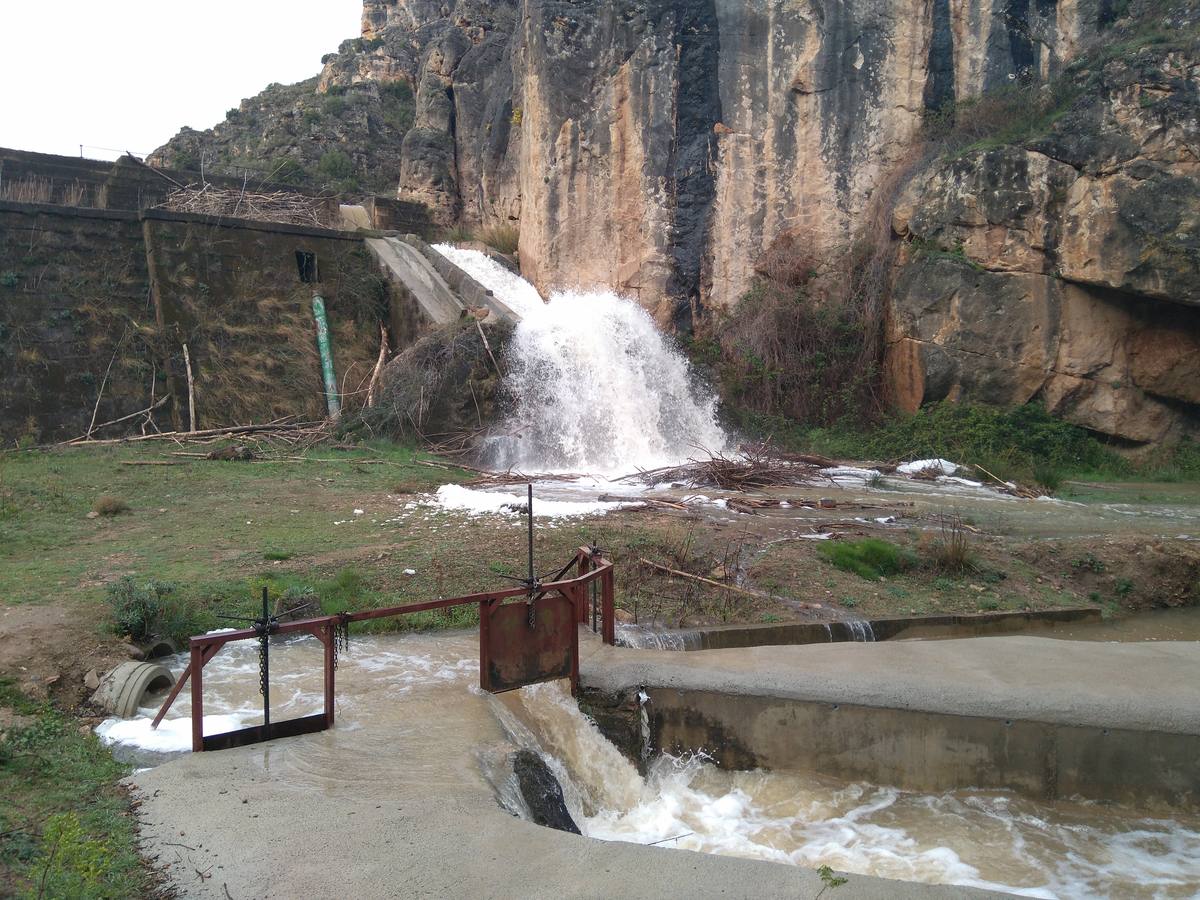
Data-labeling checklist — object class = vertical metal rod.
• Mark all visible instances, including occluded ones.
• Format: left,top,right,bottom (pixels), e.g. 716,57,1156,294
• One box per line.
190,642,204,752
526,483,534,586
261,586,271,728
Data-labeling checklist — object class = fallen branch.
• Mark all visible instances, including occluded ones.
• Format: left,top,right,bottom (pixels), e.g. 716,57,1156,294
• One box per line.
65,422,325,446
365,325,389,409
638,558,765,600
182,343,197,433
475,319,502,377
63,395,170,445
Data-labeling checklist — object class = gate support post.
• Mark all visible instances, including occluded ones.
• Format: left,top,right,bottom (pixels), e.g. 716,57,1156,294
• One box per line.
575,551,591,623
323,620,336,727
601,567,615,646
190,643,204,752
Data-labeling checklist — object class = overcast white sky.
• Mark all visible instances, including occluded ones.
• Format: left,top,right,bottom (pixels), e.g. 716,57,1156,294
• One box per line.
0,1,363,160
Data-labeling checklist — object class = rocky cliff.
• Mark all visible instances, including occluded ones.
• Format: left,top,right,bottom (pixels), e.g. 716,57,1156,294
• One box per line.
888,13,1200,444
154,0,1200,445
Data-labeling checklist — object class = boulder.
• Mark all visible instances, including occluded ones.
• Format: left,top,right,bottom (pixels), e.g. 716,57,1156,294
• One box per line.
512,749,580,835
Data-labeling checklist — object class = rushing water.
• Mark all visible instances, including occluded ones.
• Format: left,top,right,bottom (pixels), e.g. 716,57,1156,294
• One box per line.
432,245,726,475
101,633,1200,899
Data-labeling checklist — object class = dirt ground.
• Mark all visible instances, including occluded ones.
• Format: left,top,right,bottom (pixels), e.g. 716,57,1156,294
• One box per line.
2,443,1199,709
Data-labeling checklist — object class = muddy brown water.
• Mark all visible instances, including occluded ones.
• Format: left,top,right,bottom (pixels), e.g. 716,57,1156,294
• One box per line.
99,629,1200,900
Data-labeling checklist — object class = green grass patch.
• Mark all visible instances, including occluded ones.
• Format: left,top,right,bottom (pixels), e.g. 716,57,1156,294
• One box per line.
0,681,152,898
0,441,469,606
819,539,916,581
744,401,1200,487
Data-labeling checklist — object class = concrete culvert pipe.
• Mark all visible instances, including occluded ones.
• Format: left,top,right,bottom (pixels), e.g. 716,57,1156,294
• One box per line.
92,661,176,718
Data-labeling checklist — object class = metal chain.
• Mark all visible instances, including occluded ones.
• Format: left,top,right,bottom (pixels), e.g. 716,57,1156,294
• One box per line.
258,633,269,697
333,616,350,670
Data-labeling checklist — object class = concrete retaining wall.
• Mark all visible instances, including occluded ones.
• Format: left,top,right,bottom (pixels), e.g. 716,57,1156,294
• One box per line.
643,687,1199,809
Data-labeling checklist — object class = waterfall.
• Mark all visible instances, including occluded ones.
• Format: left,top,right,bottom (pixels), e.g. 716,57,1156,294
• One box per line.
846,620,877,642
433,246,727,475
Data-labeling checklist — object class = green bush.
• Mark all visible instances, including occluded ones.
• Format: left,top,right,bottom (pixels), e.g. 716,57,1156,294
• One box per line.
105,578,175,643
819,539,916,581
268,156,308,185
0,272,19,288
786,401,1129,485
318,149,355,181
104,577,213,644
323,95,348,117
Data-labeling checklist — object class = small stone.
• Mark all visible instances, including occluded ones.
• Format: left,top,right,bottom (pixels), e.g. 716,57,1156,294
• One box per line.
122,643,145,660
819,498,837,509
84,669,100,690
969,584,985,592
86,511,100,519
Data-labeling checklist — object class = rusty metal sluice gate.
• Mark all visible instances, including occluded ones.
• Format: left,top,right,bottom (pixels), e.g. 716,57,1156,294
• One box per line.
150,543,616,753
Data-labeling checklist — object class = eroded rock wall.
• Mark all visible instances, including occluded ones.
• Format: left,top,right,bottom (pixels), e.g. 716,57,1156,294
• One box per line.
888,36,1200,444
315,0,1099,324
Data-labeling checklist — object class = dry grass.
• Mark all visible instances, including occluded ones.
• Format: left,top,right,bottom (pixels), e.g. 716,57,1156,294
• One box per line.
922,514,976,575
478,224,519,255
0,176,108,208
92,495,130,517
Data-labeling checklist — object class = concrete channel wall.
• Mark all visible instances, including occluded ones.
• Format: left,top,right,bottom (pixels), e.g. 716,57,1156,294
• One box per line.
674,607,1103,650
579,636,1200,810
643,688,1199,808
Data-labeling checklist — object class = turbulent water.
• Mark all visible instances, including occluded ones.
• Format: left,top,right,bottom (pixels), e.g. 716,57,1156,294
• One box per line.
433,245,727,475
103,634,1200,900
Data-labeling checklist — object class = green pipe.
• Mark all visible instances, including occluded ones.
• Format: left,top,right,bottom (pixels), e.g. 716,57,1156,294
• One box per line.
311,294,341,421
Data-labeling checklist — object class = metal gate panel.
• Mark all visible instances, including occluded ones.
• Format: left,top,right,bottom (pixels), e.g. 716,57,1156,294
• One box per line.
480,591,578,693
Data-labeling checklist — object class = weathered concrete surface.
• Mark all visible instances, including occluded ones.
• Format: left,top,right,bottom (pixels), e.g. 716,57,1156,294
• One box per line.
674,607,1102,650
582,636,1200,734
131,668,1000,899
366,235,466,325
580,636,1200,807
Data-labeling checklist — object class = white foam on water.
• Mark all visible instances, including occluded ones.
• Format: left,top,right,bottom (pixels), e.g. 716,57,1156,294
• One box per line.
897,459,961,475
432,246,726,475
428,483,629,518
95,713,248,753
502,679,1200,900
433,243,545,318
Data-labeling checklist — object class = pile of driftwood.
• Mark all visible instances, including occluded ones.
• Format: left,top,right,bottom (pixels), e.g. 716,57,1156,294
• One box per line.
158,185,334,228
620,446,826,491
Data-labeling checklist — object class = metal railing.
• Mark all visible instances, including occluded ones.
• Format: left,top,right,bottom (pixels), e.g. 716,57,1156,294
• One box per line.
151,546,616,752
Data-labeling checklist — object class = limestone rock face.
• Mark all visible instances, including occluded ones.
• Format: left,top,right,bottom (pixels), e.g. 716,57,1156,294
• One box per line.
308,0,1098,326
887,39,1200,444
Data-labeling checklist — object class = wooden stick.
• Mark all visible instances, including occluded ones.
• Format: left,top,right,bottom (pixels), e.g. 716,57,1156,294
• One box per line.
86,340,123,439
475,319,502,377
66,422,324,446
65,395,170,445
182,343,197,433
637,558,764,599
366,325,389,409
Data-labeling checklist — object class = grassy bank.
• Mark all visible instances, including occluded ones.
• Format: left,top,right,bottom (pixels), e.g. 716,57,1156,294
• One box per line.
0,680,154,899
726,402,1200,489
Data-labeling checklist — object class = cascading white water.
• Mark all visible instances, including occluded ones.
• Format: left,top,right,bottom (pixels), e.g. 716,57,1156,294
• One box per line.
433,245,727,475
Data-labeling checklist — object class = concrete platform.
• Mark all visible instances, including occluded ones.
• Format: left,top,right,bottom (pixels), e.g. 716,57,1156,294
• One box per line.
131,641,1004,900
579,635,1200,807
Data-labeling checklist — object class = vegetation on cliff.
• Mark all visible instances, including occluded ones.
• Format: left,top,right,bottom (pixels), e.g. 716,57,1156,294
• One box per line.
151,72,414,195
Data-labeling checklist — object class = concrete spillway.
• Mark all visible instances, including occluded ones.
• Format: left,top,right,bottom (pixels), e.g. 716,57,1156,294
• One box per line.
365,235,520,326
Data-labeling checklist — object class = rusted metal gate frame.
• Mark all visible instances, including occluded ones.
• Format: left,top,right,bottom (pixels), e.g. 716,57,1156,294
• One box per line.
152,547,616,752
